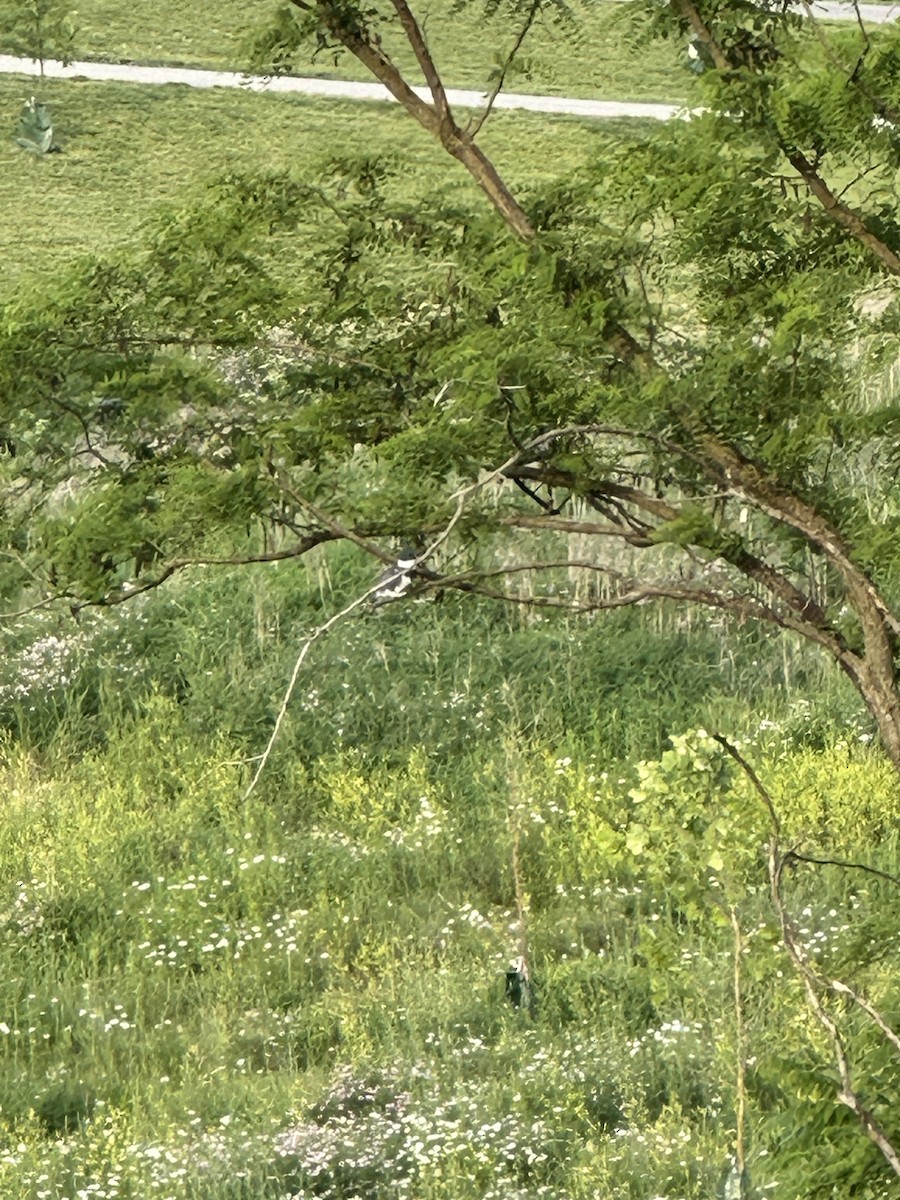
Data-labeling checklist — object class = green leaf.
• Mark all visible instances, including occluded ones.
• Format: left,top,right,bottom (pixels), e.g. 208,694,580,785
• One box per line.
625,824,648,857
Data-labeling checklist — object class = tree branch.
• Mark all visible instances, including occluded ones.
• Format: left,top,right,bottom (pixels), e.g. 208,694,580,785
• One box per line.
720,738,900,1178
701,438,900,675
783,849,900,889
675,0,900,278
467,0,542,139
506,463,842,638
390,0,453,128
498,511,656,546
74,534,339,610
772,846,900,1176
785,149,900,277
673,0,729,71
276,480,397,565
291,0,536,239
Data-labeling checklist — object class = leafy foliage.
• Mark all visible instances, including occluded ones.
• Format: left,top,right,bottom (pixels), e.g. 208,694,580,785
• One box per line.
0,0,76,70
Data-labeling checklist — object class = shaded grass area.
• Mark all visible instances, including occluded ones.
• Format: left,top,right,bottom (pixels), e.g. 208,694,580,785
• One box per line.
0,74,653,293
1,0,692,104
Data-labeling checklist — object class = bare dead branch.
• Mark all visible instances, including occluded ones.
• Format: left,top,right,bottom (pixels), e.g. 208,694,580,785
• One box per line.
784,849,900,890
712,734,781,836
721,741,900,1177
772,846,900,1176
276,481,396,565
830,979,900,1059
241,568,401,802
73,533,338,610
730,908,748,1189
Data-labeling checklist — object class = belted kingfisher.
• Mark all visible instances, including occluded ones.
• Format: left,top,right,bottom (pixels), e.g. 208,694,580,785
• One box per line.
371,547,419,607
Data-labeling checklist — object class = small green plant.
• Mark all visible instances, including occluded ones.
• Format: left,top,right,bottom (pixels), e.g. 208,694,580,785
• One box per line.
14,95,59,154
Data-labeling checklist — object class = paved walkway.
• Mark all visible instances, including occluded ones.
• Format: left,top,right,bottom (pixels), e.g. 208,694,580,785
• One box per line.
0,55,684,121
0,3,896,124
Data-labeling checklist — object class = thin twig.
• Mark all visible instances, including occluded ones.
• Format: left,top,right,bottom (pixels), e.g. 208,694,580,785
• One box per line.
730,907,748,1192
712,735,781,836
830,979,900,1058
241,571,395,803
721,740,900,1177
506,752,536,1018
277,482,396,565
771,845,900,1176
467,0,542,139
784,849,900,890
72,534,337,610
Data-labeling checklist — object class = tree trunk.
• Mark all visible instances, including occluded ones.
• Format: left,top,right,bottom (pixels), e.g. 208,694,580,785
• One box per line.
838,653,900,776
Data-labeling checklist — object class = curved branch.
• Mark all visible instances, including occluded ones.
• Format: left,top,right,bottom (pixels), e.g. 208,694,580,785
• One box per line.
467,0,542,139
390,0,453,127
675,0,900,278
290,0,535,239
721,740,900,1178
702,438,900,644
772,846,900,1176
74,533,338,610
505,466,841,636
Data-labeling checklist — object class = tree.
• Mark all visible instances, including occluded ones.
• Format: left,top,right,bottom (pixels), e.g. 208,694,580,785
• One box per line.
4,0,900,769
0,0,76,74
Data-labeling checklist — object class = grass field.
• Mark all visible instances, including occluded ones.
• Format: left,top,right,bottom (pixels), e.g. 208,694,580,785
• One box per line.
0,561,897,1199
0,0,691,103
0,73,654,292
2,6,899,1195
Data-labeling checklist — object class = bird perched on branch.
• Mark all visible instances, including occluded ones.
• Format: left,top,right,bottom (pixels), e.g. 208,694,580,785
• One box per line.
370,547,420,607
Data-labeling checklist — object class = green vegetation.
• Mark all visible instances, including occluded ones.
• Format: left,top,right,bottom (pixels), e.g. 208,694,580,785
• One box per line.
1,559,898,1198
2,1,900,1194
0,0,76,73
0,75,647,289
0,0,689,103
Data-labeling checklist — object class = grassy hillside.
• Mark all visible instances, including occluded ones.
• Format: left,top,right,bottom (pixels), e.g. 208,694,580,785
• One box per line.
0,74,653,292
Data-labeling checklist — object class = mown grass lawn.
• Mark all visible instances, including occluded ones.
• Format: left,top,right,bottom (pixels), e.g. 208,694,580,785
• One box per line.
0,0,691,103
0,73,655,292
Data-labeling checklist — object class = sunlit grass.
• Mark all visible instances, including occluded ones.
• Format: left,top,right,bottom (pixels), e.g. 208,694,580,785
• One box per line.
0,74,654,294
1,578,899,1197
0,0,691,104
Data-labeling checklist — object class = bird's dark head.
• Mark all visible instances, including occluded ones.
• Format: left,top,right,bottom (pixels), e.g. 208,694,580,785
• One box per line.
395,546,418,569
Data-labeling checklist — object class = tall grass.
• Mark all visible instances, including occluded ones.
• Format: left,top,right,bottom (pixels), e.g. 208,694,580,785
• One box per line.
0,551,897,1197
